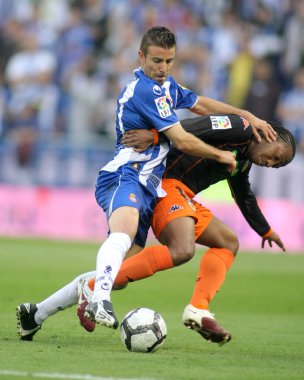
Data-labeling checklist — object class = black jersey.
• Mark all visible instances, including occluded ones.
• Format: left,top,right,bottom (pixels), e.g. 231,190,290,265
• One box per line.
164,114,271,236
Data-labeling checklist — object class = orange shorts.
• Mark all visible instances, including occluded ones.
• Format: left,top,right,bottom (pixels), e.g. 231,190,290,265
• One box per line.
151,179,213,240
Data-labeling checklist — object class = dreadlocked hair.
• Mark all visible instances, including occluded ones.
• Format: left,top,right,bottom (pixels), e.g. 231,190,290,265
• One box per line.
267,120,296,164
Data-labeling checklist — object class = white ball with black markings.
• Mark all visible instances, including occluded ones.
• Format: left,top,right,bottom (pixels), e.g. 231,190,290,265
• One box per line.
120,307,167,353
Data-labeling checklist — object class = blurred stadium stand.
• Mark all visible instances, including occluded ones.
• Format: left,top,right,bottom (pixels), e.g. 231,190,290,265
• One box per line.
0,0,303,199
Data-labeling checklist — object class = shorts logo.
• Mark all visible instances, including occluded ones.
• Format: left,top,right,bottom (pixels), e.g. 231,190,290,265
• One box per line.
241,117,250,130
155,96,172,118
210,116,232,130
169,204,184,213
129,193,137,203
153,85,162,96
130,163,139,171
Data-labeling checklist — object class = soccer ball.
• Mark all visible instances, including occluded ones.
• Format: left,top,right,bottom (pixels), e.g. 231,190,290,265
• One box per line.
120,307,167,353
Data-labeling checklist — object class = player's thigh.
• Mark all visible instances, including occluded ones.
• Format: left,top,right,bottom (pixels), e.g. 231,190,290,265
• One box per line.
159,215,196,248
109,206,139,237
196,216,239,254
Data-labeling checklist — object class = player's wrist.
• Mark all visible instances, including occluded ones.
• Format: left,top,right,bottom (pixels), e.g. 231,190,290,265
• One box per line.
151,129,159,144
262,228,273,239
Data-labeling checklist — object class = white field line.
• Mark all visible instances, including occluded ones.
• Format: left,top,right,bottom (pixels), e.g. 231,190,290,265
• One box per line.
0,370,157,380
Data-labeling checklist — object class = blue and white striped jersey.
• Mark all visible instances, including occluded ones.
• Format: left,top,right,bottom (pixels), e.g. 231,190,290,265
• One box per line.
101,67,197,196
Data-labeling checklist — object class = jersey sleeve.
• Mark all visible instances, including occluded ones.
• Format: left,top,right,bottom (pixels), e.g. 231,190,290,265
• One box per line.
228,169,271,236
180,114,252,146
175,82,198,109
133,83,179,132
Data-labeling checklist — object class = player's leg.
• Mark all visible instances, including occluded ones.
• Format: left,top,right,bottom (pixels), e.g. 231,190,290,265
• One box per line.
189,216,238,310
113,215,195,286
85,174,149,328
112,179,197,286
182,216,238,345
81,179,196,297
16,271,96,341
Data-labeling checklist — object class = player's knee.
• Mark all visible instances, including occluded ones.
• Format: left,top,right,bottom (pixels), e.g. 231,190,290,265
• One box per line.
169,241,195,266
225,233,239,256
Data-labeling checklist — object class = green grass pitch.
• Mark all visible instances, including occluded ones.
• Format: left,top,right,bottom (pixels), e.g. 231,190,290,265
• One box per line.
0,237,304,380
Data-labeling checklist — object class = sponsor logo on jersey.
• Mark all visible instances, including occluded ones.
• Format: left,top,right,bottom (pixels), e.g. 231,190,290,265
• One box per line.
153,85,162,96
210,116,232,130
169,204,184,213
241,117,250,130
155,96,172,118
129,193,137,203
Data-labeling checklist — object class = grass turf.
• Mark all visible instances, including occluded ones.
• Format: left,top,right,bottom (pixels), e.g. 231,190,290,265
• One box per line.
0,237,304,380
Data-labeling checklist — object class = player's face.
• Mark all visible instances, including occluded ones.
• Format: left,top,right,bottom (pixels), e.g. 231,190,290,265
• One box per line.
248,141,293,168
138,45,175,85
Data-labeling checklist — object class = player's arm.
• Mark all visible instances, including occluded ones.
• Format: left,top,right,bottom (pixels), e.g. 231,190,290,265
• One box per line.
163,122,236,172
121,129,156,152
190,96,277,143
228,172,286,251
122,114,250,151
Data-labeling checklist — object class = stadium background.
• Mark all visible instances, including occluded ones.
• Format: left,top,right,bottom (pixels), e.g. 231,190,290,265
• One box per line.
0,0,303,251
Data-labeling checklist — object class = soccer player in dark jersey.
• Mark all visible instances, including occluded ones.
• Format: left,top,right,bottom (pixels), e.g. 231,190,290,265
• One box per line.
16,115,295,343
85,114,295,343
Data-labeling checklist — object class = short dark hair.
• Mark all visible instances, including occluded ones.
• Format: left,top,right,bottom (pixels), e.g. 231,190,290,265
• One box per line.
139,26,176,55
268,121,296,166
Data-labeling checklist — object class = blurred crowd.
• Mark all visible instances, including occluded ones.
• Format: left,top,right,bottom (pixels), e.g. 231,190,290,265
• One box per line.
0,0,303,200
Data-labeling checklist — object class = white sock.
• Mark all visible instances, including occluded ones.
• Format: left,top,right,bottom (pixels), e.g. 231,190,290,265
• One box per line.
35,271,96,325
92,233,132,302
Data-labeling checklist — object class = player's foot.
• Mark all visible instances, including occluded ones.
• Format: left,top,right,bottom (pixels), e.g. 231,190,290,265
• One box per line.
16,303,41,341
182,304,231,346
77,278,95,332
84,300,119,329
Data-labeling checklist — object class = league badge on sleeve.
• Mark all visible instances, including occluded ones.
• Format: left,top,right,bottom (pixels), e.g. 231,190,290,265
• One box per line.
155,96,172,118
210,116,232,130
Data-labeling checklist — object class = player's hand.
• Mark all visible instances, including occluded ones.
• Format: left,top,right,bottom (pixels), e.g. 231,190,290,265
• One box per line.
218,150,236,173
121,130,154,152
261,231,286,252
246,114,277,143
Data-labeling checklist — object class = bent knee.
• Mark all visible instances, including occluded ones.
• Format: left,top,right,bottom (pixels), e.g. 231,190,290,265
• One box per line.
170,243,195,266
226,233,239,256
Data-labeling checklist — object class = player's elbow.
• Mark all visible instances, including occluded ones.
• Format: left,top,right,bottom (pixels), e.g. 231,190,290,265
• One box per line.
171,138,192,152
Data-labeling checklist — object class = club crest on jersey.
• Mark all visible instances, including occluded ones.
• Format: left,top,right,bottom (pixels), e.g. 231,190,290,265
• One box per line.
155,96,172,118
241,117,250,130
210,116,232,130
129,193,137,203
169,204,184,213
153,85,162,96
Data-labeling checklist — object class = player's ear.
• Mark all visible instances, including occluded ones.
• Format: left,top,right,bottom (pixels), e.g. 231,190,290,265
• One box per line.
138,50,145,61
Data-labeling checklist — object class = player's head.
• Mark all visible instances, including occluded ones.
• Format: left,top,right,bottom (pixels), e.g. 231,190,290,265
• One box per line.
247,123,296,168
138,26,176,85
